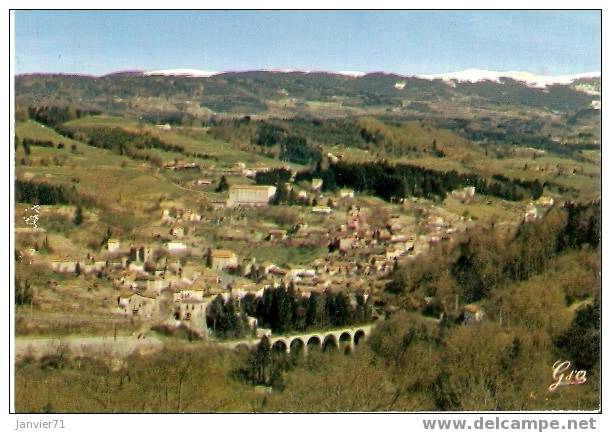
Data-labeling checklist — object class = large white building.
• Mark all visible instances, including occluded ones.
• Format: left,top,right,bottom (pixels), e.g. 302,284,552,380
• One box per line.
227,185,276,207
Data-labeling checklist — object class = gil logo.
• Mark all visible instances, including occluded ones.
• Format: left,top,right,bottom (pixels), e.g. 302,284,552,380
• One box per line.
548,360,587,392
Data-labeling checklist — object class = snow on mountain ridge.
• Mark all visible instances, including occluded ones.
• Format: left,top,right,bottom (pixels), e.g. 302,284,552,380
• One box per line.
144,68,366,78
415,69,600,89
142,68,599,91
144,69,219,77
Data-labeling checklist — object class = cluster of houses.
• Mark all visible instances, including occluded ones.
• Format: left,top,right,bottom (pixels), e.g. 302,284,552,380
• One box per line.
40,166,499,339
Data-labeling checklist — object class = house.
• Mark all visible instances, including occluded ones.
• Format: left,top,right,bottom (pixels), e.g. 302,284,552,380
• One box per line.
524,205,539,222
339,237,355,252
107,239,121,252
211,249,238,271
167,241,187,254
117,290,133,310
172,299,207,335
174,288,205,302
126,291,160,319
536,196,555,208
146,278,173,295
390,234,408,243
463,304,485,324
245,315,258,330
339,188,355,199
347,218,360,231
161,209,174,223
128,262,146,274
227,185,277,207
170,226,185,239
129,245,154,263
377,229,392,242
210,199,227,210
201,269,221,285
311,178,323,192
385,248,404,260
185,211,202,222
267,229,287,241
312,206,332,215
452,186,476,203
267,264,286,276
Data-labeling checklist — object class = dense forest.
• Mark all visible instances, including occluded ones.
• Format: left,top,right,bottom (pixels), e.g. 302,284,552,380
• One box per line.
205,284,372,338
294,161,544,201
16,179,84,206
26,105,102,127
387,200,600,303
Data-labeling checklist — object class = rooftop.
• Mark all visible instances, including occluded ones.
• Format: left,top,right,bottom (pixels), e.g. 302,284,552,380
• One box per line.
212,249,236,259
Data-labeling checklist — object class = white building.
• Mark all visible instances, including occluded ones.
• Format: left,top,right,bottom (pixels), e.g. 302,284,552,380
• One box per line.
227,185,277,207
167,241,187,254
107,239,121,252
312,206,332,215
339,188,355,199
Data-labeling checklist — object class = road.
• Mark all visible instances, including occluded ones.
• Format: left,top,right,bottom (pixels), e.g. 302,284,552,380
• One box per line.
14,335,163,360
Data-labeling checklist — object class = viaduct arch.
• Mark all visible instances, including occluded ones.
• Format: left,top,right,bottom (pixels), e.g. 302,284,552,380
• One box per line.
223,324,373,355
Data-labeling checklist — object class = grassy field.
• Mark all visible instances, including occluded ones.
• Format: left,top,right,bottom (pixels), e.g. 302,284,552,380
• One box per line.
16,120,188,213
442,196,523,223
64,115,295,168
251,244,328,267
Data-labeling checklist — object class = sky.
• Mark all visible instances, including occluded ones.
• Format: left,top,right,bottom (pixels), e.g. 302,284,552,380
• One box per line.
14,10,601,76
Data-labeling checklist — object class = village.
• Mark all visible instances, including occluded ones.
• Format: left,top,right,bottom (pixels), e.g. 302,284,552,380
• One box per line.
21,157,558,344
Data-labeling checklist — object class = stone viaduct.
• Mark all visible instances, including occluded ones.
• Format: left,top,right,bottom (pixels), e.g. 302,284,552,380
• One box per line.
222,324,373,355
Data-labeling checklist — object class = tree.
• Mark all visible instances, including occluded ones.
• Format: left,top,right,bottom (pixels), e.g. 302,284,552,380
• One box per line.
15,278,33,305
215,175,229,192
205,247,212,268
74,205,84,226
41,236,53,253
555,298,600,370
271,181,288,205
250,336,272,385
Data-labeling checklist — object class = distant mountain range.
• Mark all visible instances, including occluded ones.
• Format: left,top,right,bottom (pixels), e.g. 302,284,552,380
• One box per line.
15,68,601,118
142,68,599,89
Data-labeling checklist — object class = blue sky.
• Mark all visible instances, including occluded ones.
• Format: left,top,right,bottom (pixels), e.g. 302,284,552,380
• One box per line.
14,10,601,76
